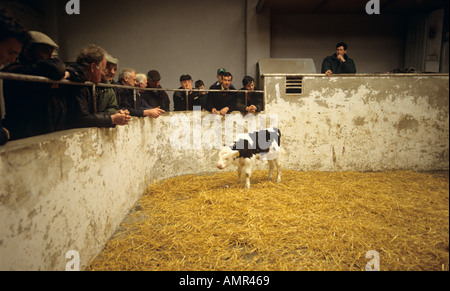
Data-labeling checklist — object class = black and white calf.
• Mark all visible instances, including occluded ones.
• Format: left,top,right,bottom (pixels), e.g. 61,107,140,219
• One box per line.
216,128,282,189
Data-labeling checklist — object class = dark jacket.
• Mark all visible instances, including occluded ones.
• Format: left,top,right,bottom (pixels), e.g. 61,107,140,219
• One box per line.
61,63,114,129
321,54,357,74
142,86,170,111
236,88,264,113
206,84,237,113
191,91,207,110
114,82,152,117
2,58,66,140
209,81,236,90
173,88,200,111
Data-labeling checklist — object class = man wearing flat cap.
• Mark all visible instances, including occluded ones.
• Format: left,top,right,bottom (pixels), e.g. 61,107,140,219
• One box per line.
96,52,120,115
142,70,170,111
173,74,197,111
2,31,67,140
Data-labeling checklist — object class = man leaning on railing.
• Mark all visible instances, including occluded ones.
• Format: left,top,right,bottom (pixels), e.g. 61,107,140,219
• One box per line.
62,44,131,130
2,31,66,140
0,10,30,145
206,72,237,116
115,68,165,119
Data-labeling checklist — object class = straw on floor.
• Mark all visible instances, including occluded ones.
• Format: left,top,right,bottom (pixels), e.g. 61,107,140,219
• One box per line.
87,170,449,271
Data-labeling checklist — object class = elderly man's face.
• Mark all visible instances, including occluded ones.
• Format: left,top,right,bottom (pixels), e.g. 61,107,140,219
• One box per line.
0,38,23,67
28,44,54,62
103,63,117,82
125,72,137,87
91,58,106,84
138,78,148,89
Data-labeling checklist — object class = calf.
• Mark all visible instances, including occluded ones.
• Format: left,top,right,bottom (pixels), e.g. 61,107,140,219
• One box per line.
216,128,282,189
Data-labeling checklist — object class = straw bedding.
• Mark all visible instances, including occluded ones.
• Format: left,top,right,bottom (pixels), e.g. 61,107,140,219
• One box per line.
87,170,449,271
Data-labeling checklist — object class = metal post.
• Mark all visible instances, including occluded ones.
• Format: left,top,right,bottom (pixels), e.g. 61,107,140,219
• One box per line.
245,91,248,108
133,89,137,110
185,90,189,111
92,84,97,114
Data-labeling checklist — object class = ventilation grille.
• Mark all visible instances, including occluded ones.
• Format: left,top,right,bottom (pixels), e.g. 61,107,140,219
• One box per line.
286,76,303,95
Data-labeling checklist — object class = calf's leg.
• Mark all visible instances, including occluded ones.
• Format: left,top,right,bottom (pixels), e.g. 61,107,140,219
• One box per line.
274,156,281,183
268,160,275,181
243,158,253,189
237,164,243,183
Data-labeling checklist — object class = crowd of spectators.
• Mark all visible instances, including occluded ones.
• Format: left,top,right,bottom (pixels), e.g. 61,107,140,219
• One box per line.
0,10,264,146
1,9,357,146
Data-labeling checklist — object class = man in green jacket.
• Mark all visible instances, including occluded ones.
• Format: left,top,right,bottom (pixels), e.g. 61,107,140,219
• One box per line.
321,42,357,76
97,53,120,115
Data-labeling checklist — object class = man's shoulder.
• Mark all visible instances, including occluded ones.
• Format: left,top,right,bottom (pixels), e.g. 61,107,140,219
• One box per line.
173,88,184,97
324,54,337,61
344,55,354,61
210,83,221,90
2,63,26,74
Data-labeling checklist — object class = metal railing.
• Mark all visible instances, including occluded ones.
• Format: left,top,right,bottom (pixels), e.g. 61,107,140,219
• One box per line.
0,72,264,113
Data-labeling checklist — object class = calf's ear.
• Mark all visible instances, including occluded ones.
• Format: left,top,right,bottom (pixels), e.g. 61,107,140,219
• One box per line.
233,150,240,158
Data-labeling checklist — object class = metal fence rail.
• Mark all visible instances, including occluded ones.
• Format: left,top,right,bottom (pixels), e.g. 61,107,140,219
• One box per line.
0,72,264,113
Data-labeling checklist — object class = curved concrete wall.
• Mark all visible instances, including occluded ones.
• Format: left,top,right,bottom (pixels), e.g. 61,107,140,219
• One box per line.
0,74,448,270
265,74,449,171
0,113,222,270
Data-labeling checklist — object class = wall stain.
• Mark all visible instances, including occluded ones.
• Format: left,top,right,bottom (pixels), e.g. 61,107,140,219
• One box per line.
332,146,337,165
396,115,419,132
353,117,367,126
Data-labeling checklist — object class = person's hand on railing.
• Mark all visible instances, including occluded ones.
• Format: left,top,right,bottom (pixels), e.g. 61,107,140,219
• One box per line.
143,107,165,119
111,110,131,126
246,105,257,114
63,71,71,79
219,107,230,116
2,127,10,140
211,107,230,116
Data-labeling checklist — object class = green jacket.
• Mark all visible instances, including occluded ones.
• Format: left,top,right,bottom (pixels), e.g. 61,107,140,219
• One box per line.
97,87,119,115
